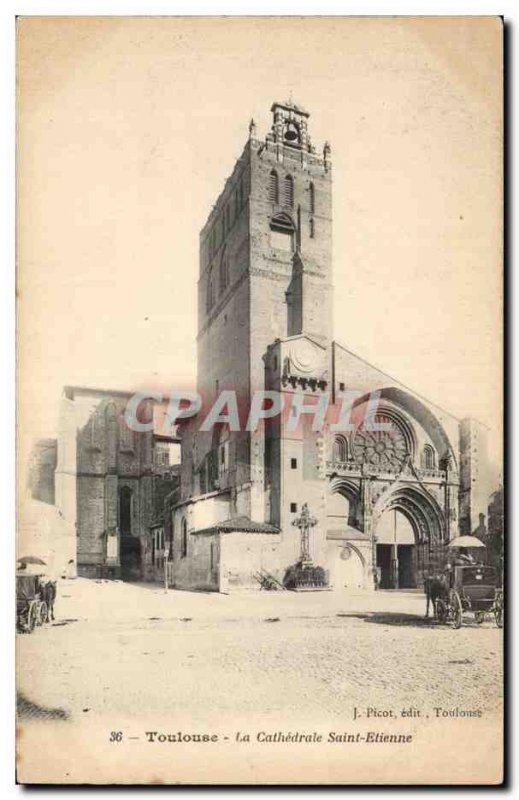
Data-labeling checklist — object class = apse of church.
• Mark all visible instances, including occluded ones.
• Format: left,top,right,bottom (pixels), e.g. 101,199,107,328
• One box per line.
170,100,493,594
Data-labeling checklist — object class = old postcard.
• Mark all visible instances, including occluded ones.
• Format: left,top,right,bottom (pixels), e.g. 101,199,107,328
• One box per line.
16,16,504,785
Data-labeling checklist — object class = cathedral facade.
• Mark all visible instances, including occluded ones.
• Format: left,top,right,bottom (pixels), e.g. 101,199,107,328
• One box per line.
167,101,492,594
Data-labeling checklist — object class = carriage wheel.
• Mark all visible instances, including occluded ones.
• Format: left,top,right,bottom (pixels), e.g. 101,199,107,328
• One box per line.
449,591,463,630
37,602,49,625
435,598,447,624
26,602,37,633
475,611,485,625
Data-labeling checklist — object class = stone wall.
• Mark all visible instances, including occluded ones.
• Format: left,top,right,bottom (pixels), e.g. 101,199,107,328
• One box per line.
172,531,220,592
219,531,281,591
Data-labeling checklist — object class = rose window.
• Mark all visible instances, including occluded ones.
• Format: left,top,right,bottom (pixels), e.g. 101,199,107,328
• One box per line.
353,415,409,467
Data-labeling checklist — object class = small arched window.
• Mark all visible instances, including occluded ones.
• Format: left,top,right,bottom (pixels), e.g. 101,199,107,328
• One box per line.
284,174,294,208
120,411,134,452
423,444,436,470
309,182,315,214
89,410,102,450
219,253,229,293
309,218,315,239
333,435,348,462
105,402,118,470
181,518,188,558
269,170,279,203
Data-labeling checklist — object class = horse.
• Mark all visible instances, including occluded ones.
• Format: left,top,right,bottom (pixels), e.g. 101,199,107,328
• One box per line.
41,580,58,621
424,573,449,618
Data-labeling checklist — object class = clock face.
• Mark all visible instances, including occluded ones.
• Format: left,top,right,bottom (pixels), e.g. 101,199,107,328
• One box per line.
290,340,317,374
353,415,409,468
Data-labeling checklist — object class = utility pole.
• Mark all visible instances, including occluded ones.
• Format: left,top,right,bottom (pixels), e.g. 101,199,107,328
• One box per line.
164,546,169,593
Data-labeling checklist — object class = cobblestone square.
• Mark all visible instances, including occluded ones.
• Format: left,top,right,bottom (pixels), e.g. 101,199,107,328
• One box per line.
17,579,503,725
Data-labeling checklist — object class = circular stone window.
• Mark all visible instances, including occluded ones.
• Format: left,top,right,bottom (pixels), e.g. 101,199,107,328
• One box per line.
353,414,409,468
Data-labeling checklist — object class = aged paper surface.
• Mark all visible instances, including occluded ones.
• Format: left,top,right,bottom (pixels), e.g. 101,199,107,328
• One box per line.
16,16,503,785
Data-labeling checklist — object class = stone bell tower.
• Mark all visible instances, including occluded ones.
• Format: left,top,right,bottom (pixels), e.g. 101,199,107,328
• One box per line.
248,100,334,394
192,102,333,527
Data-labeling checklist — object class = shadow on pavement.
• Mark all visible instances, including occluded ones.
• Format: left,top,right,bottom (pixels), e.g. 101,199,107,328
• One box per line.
337,612,435,628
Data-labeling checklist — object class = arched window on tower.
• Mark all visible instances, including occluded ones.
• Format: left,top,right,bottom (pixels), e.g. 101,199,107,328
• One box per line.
309,182,315,214
309,218,315,238
269,170,279,203
219,249,229,293
270,213,295,253
422,444,436,470
333,435,348,463
284,174,294,207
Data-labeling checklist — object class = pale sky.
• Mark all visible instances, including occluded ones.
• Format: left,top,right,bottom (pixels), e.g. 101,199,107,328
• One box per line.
17,16,502,467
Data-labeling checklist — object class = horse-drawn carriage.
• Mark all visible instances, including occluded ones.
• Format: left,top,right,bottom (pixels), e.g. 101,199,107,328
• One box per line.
433,564,503,629
16,573,49,633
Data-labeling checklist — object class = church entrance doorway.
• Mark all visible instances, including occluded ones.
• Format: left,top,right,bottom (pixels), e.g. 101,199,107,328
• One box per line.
118,486,141,581
373,486,446,590
120,535,141,582
375,509,417,590
397,544,415,588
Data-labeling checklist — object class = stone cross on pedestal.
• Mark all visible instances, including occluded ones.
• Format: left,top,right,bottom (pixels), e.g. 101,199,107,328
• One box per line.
292,502,318,565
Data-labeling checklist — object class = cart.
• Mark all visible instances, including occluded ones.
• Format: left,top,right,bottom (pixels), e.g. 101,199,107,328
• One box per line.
16,573,49,633
434,564,503,629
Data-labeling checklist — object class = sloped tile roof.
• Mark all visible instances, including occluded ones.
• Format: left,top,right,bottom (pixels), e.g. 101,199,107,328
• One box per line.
193,516,280,536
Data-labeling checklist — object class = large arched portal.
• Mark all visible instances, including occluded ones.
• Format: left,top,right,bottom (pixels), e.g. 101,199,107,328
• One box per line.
373,486,445,590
